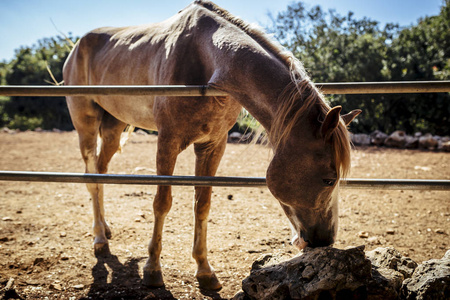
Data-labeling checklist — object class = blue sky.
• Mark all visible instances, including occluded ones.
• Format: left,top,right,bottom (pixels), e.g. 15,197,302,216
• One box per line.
0,0,444,62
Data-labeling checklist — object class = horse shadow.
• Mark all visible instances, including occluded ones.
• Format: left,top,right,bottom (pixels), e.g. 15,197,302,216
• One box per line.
85,251,175,299
85,251,228,300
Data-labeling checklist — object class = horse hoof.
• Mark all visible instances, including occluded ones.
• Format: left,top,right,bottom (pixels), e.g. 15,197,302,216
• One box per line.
94,243,110,257
143,270,164,288
197,273,222,291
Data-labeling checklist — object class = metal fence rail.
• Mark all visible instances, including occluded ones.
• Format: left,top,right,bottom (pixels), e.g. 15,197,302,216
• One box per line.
0,81,449,97
0,171,449,191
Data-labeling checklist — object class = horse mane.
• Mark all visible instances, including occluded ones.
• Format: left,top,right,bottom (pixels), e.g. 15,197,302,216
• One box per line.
194,0,351,178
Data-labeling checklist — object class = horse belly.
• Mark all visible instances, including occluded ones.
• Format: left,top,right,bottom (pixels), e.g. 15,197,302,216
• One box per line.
94,95,158,131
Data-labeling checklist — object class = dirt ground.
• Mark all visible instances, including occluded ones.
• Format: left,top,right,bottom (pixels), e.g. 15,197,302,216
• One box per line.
0,131,449,299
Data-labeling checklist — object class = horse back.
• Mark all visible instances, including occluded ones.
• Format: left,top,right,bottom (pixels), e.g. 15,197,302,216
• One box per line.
63,4,241,139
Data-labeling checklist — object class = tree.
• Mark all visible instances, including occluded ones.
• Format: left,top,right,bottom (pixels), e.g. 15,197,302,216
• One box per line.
383,0,450,134
1,35,77,130
270,1,449,135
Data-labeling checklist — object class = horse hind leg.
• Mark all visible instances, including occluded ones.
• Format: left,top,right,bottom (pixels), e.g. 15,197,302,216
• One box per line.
69,98,125,256
96,113,128,240
192,135,228,291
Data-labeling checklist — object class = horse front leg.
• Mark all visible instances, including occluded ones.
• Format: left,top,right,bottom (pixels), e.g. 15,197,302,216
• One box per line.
143,137,180,287
192,136,227,290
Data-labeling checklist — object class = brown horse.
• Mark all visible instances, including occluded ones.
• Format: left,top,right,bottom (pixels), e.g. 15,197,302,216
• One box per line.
63,0,361,290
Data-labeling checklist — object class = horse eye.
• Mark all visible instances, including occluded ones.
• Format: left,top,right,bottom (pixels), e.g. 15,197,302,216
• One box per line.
323,179,336,186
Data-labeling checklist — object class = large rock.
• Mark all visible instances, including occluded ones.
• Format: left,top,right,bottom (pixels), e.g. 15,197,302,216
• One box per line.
236,246,387,300
366,247,418,279
352,133,371,146
442,141,450,152
400,250,450,300
370,130,388,146
405,136,419,149
236,246,446,300
367,267,404,300
385,131,407,148
418,133,439,150
438,136,450,151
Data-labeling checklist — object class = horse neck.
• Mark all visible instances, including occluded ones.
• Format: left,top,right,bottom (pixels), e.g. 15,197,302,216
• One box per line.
207,48,293,132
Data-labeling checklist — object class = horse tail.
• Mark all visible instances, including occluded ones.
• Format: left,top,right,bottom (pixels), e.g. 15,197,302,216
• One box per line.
117,125,135,154
96,125,135,157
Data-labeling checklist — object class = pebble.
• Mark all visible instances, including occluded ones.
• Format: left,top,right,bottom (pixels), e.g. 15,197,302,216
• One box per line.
73,284,84,290
50,283,62,291
248,249,262,253
2,217,13,221
60,232,67,237
434,228,445,234
358,231,369,238
386,228,395,235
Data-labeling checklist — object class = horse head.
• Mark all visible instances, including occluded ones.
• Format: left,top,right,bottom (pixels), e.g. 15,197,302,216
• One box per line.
267,104,361,249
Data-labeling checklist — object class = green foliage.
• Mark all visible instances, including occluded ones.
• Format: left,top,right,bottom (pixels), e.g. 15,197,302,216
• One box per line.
0,35,77,130
270,0,450,135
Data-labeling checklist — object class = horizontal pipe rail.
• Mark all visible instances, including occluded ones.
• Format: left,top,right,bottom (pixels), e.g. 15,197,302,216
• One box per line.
0,171,449,191
0,81,449,97
0,85,227,97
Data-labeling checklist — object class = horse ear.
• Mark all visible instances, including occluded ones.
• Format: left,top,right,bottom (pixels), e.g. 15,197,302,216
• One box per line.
342,109,362,126
321,106,342,139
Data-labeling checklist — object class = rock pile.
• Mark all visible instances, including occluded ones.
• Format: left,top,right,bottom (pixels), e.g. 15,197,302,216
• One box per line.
234,246,450,300
226,129,450,151
351,130,450,151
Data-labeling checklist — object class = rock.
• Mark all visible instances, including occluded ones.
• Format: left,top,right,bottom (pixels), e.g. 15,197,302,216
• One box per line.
400,250,450,299
250,253,292,271
351,133,371,146
228,132,242,143
368,267,404,300
228,132,243,143
441,141,450,152
236,246,429,300
73,284,84,290
50,283,63,291
386,228,396,235
239,246,374,300
366,247,418,279
418,133,438,150
370,130,388,146
385,131,407,148
358,231,369,238
135,129,148,135
2,127,17,134
0,277,22,300
405,135,419,149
